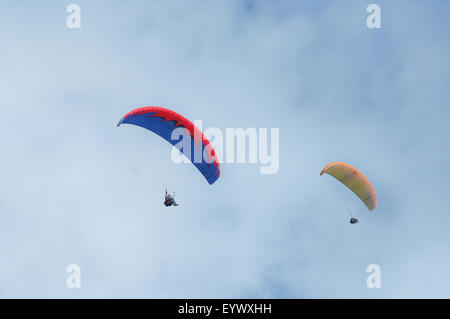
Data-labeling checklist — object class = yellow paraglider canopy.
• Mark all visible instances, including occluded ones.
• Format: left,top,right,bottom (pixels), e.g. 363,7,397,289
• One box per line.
320,162,377,211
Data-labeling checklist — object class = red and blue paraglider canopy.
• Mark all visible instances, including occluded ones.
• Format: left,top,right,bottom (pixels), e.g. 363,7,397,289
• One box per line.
117,106,220,185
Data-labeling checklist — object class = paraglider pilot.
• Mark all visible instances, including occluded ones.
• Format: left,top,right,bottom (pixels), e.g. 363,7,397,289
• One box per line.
350,217,359,224
164,189,179,207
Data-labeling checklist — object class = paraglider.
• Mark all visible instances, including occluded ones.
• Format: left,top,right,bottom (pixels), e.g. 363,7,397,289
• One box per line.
348,210,359,224
320,162,377,212
117,106,220,185
164,189,179,207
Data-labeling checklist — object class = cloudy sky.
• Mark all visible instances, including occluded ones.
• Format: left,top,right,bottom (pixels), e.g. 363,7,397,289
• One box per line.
0,0,449,298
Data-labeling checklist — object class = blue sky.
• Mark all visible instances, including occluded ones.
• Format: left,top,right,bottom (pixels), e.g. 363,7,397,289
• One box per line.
0,0,449,298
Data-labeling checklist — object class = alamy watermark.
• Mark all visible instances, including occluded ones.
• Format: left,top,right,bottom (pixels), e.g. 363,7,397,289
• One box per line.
66,4,81,29
66,264,81,288
169,120,280,175
366,264,381,288
366,4,381,29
